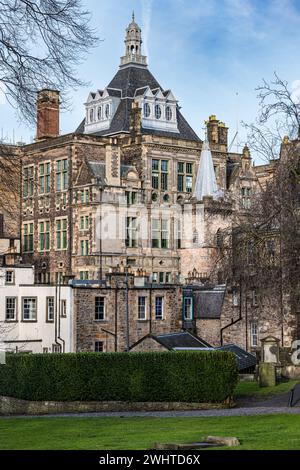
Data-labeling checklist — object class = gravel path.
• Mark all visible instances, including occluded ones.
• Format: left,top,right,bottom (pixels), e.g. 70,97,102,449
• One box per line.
2,406,300,419
1,388,300,419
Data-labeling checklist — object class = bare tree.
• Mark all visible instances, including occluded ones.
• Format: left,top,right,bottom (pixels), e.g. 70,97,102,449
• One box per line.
0,144,21,237
0,1,98,237
209,75,300,348
0,0,98,123
243,72,300,162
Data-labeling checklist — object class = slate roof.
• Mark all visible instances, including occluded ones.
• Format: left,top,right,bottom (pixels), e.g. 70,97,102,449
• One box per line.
217,344,257,372
120,164,136,178
193,285,226,319
88,162,106,184
75,65,200,142
88,161,137,185
154,332,212,349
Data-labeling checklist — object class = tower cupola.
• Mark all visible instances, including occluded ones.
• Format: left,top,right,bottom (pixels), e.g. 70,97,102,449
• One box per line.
120,12,147,67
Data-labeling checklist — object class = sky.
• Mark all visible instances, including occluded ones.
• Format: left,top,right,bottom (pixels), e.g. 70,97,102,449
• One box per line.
1,0,300,163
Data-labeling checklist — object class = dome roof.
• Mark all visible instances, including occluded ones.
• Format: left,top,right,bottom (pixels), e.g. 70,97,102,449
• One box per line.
127,12,141,31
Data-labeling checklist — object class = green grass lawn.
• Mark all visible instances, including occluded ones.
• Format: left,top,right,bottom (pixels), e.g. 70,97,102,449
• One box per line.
1,414,300,450
234,379,298,400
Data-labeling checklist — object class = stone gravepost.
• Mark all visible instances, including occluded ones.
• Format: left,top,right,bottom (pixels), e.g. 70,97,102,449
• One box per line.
259,336,280,387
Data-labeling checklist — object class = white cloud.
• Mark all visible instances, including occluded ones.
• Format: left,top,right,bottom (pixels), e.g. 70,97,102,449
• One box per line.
141,0,153,59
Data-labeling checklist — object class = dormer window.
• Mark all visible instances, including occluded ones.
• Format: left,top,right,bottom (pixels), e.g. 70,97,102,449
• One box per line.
155,104,162,120
84,87,121,134
144,103,151,118
166,106,172,121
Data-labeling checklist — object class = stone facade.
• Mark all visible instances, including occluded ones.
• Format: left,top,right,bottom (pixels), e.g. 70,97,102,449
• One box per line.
73,272,182,352
5,15,296,355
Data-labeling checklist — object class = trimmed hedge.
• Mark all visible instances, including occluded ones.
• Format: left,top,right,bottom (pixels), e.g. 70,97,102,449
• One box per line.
0,351,238,403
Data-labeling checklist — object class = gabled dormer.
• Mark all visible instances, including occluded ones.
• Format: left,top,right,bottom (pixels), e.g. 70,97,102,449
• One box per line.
134,86,179,133
84,87,122,134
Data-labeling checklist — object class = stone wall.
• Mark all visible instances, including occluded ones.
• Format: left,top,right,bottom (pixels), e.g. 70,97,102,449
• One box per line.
196,319,220,346
73,281,182,352
0,395,229,415
130,336,167,352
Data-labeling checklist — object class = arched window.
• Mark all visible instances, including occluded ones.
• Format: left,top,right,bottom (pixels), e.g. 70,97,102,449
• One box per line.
105,104,110,119
97,106,102,120
166,106,172,121
144,102,151,118
89,108,94,122
155,104,162,120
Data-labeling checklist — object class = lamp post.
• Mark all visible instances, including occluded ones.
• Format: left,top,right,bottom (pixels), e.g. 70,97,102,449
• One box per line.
120,260,130,352
125,264,130,351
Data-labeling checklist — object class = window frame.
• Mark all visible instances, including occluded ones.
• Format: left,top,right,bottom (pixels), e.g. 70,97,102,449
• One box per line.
56,218,68,251
250,322,258,348
177,162,193,193
155,104,162,120
23,222,34,253
5,270,15,285
152,218,169,249
166,106,172,121
95,341,104,352
138,296,147,320
155,296,164,320
126,217,138,248
60,299,67,318
22,297,37,322
46,296,55,323
5,297,17,322
95,297,105,321
183,297,193,320
143,102,151,118
39,162,51,195
80,271,89,280
23,165,34,198
55,158,68,192
39,220,50,252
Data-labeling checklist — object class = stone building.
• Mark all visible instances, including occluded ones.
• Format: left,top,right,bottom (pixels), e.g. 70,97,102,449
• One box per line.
73,267,182,353
9,14,296,353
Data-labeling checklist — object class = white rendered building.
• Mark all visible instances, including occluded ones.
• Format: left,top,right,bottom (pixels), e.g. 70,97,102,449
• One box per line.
0,264,73,353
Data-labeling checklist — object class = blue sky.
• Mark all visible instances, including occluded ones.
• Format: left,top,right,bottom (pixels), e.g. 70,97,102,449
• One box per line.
1,0,300,162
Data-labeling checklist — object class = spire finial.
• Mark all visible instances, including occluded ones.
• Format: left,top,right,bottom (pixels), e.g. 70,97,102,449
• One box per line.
132,10,135,22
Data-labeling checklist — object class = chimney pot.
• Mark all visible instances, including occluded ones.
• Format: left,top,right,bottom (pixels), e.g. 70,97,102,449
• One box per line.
36,89,60,141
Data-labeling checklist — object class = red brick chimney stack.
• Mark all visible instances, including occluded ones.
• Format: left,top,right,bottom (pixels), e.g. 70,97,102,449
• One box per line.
36,89,60,140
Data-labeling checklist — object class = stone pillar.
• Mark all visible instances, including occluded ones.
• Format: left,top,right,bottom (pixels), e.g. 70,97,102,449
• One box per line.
105,141,121,186
259,363,276,387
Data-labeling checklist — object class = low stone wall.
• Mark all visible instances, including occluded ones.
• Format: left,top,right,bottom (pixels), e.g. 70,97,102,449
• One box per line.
239,374,255,382
0,396,231,416
281,366,300,380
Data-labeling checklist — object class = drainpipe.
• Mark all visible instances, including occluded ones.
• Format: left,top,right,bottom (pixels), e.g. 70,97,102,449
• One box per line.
245,291,248,351
99,188,103,281
57,276,65,353
114,285,118,352
125,266,130,352
54,279,60,351
220,281,243,346
149,281,153,334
